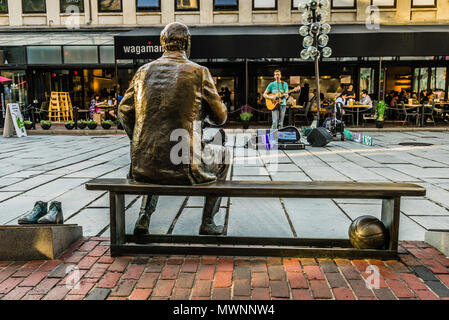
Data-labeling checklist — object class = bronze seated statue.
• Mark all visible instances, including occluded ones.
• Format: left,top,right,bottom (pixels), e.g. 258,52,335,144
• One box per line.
118,22,230,236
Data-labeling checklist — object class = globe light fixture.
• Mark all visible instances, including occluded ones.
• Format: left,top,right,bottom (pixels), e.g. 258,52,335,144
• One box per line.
299,25,309,37
321,23,331,34
303,36,314,47
318,34,329,47
298,0,333,125
300,49,310,60
322,46,332,58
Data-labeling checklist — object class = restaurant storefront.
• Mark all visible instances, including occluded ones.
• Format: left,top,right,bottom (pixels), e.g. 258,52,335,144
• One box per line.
1,25,449,125
114,24,449,123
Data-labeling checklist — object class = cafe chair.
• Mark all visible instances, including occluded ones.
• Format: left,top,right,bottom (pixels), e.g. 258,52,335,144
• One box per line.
398,101,419,126
341,105,355,126
294,101,311,125
422,100,436,126
362,101,377,127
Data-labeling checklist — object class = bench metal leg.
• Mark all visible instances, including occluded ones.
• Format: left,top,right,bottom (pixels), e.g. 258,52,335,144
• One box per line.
381,197,401,251
109,192,125,257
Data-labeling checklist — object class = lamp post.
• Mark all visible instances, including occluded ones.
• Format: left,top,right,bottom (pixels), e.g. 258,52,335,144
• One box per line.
298,0,332,126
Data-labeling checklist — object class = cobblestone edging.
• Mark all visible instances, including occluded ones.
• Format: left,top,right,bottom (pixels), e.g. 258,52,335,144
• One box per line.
0,238,448,300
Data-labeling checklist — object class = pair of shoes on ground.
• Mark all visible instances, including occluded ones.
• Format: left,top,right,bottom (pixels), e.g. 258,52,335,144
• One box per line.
18,201,64,225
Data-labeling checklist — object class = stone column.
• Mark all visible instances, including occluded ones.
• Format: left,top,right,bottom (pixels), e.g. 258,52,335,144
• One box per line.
356,0,370,23
46,0,61,26
396,0,411,22
162,0,175,24
200,0,213,24
437,0,449,21
8,0,23,26
278,0,292,23
90,0,99,25
239,0,252,24
123,0,137,25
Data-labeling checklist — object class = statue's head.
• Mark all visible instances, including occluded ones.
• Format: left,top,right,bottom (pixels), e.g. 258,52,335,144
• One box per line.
160,22,191,58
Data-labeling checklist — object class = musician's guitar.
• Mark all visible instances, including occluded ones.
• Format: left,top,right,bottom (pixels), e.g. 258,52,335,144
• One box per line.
265,85,301,110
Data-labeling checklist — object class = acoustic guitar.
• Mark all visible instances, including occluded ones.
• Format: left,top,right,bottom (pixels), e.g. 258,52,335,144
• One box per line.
265,85,301,110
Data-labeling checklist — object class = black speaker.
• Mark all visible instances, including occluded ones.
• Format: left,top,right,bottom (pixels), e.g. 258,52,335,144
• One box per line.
307,127,332,147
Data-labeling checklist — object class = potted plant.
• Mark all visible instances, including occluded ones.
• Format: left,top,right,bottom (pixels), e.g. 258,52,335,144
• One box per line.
40,120,52,130
77,119,87,129
64,120,75,130
376,101,387,128
101,120,114,130
87,120,98,130
24,120,33,130
240,105,253,129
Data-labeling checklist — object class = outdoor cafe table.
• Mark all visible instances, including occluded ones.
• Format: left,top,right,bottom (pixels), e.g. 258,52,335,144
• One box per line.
343,105,372,126
404,104,432,127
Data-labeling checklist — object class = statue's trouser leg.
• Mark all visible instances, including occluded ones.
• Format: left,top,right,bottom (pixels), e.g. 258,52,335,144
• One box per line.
134,194,159,236
199,152,230,235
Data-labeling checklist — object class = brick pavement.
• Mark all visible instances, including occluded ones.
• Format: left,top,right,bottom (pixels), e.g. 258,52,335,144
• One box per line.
0,237,449,300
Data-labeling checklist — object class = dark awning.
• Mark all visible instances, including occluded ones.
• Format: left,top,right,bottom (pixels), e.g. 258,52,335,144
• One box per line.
114,24,449,60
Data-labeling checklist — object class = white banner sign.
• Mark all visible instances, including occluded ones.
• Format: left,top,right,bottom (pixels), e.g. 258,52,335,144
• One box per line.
2,103,27,138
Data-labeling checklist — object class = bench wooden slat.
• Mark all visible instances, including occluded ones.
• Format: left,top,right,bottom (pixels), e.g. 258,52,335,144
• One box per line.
86,178,426,198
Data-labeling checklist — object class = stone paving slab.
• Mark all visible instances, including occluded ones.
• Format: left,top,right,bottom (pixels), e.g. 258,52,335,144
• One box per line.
2,132,449,240
0,237,448,300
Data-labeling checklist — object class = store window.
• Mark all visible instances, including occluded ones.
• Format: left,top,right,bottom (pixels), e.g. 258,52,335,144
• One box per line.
64,46,98,64
22,0,46,13
214,76,236,110
331,0,356,8
98,0,122,12
430,67,446,100
175,0,199,11
371,0,395,7
412,0,436,7
60,0,84,13
359,68,375,96
136,0,160,11
27,46,62,65
100,46,115,64
292,0,308,9
413,67,429,96
214,0,238,10
253,0,277,10
0,0,8,13
0,47,26,65
1,71,28,109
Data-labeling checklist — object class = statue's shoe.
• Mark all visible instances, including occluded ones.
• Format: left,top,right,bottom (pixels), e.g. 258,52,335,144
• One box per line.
18,201,47,224
199,223,224,235
37,201,63,224
134,213,150,236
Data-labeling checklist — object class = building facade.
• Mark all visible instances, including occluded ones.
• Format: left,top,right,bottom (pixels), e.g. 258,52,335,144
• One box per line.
0,0,448,123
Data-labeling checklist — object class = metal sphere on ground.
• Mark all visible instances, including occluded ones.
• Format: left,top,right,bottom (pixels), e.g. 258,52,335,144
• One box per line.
348,215,388,249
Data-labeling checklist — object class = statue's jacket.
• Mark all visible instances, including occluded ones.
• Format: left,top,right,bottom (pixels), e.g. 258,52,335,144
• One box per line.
118,50,228,185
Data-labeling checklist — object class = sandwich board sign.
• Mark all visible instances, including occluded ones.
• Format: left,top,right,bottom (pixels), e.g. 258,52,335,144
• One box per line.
2,103,27,138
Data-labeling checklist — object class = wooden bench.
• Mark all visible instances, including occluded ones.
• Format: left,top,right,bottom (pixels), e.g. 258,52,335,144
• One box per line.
85,179,426,259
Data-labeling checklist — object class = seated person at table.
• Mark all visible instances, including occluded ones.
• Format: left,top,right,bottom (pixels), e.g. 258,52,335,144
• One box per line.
360,90,373,108
419,90,429,104
108,97,118,120
335,91,347,107
390,92,399,107
398,90,408,104
346,84,356,101
89,95,104,120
